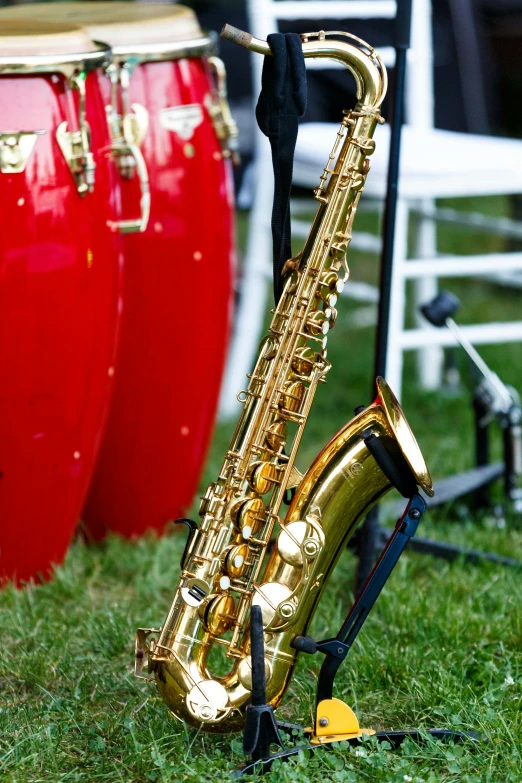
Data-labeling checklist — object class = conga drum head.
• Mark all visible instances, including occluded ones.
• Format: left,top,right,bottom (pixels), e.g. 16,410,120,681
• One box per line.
0,20,99,56
0,4,207,50
0,21,123,583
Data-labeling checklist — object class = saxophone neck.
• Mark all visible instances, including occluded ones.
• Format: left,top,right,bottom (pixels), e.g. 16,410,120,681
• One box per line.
220,25,387,110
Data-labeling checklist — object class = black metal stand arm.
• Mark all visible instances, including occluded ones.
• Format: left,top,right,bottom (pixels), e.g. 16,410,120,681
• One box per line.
242,605,284,762
293,494,425,708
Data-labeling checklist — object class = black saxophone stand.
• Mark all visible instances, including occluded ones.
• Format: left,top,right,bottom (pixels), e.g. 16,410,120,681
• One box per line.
235,495,477,779
232,4,480,777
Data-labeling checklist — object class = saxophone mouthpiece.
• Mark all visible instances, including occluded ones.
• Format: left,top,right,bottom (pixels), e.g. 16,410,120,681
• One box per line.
220,24,253,48
220,24,270,56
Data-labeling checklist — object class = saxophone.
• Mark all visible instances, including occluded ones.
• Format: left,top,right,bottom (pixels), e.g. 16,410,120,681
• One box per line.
135,26,433,733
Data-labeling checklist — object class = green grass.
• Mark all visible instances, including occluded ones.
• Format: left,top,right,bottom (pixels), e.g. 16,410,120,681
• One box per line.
1,196,522,782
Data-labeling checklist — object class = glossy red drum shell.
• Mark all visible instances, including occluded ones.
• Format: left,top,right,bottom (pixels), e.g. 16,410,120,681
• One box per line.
83,57,235,539
0,71,123,584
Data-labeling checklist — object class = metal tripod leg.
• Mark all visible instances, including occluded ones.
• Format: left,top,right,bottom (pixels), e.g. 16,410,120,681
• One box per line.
379,529,522,568
234,725,480,778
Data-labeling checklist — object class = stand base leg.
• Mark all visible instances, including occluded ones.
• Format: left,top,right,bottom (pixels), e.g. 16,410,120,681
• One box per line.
379,528,522,568
234,726,480,779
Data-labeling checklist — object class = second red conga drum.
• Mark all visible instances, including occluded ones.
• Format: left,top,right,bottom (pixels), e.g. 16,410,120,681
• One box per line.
0,23,124,583
4,4,237,538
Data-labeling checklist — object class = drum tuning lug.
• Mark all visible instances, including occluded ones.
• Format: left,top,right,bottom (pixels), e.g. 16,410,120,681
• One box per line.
56,122,95,195
105,102,149,179
0,130,46,174
57,73,96,195
206,56,240,165
123,104,149,149
106,62,149,176
106,141,150,233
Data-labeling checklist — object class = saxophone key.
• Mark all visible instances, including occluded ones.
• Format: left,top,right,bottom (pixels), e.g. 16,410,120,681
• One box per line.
329,241,348,261
327,293,338,307
231,496,266,539
221,543,250,578
237,654,272,691
198,482,215,515
278,380,306,415
355,136,376,155
265,419,288,451
286,269,300,292
247,461,281,494
181,577,211,607
200,593,236,636
292,346,316,377
186,680,229,723
277,520,323,567
305,310,329,337
318,271,341,301
252,582,292,627
212,525,232,555
258,334,278,360
350,172,365,191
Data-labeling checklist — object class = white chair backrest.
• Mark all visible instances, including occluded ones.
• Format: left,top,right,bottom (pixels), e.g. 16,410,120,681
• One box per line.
246,0,435,129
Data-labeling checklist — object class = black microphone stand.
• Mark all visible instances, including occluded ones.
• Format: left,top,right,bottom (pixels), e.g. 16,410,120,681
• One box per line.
355,0,413,592
354,0,522,588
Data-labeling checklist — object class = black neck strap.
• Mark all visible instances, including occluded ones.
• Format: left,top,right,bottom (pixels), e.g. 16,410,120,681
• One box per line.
256,33,307,305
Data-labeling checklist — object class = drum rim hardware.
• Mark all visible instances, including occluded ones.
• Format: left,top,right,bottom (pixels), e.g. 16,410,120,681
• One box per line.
205,56,240,165
0,43,110,196
0,45,110,79
107,32,216,65
104,61,150,232
56,71,97,197
0,130,46,174
106,136,150,233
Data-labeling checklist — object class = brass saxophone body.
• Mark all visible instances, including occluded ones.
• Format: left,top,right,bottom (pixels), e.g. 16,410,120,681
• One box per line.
136,28,433,733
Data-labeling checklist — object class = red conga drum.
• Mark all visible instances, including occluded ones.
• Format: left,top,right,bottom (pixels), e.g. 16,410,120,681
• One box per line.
3,4,237,538
0,23,124,583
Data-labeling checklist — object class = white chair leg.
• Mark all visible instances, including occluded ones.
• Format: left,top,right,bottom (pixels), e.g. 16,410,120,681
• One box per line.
219,143,274,419
385,198,409,400
413,197,443,389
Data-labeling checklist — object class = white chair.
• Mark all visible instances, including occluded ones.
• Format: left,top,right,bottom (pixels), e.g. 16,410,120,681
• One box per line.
295,121,522,394
219,0,522,417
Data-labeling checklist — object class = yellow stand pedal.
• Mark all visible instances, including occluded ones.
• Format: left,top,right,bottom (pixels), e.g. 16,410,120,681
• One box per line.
306,698,375,745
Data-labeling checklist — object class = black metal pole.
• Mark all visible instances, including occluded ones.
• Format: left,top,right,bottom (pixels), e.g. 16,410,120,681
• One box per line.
473,388,491,508
355,0,413,592
373,0,412,381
